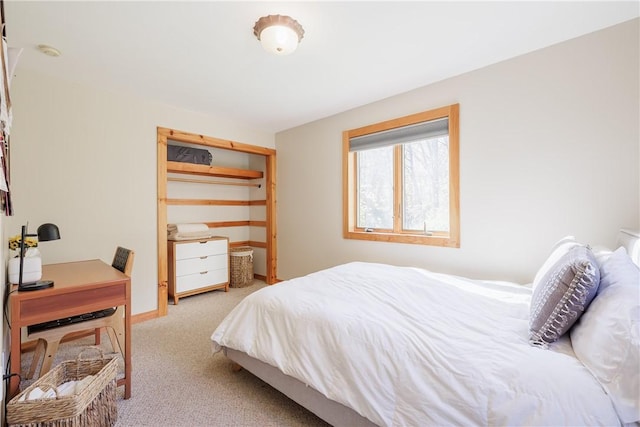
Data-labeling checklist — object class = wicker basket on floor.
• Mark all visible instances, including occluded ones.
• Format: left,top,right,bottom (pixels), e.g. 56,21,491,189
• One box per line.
7,346,118,427
230,246,254,288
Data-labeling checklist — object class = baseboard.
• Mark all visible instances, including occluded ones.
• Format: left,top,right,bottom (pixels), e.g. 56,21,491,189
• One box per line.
132,310,158,324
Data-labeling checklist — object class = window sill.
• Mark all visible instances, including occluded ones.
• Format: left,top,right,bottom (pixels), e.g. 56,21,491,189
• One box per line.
344,230,459,247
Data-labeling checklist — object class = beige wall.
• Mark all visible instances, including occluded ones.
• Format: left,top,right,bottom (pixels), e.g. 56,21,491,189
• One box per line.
276,19,640,283
4,19,639,318
6,69,274,315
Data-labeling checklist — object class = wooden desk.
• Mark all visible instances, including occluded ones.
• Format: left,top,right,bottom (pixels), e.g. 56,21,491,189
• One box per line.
9,259,131,399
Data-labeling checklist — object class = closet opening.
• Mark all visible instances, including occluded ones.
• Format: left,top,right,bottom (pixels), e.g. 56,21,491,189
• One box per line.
156,127,277,316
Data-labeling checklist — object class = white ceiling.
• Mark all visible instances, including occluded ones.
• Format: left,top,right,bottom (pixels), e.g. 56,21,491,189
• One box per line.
5,1,639,133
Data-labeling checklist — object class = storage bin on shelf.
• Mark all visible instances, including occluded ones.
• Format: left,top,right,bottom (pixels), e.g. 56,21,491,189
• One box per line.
7,347,119,427
230,246,254,288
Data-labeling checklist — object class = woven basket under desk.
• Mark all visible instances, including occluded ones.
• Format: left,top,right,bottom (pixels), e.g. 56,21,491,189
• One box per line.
7,347,118,427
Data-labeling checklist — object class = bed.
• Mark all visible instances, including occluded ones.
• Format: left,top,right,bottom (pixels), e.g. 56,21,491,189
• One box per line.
211,231,640,426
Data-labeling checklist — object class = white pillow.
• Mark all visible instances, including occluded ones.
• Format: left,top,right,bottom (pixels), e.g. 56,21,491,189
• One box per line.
570,247,640,423
531,236,579,285
591,245,613,269
599,247,640,293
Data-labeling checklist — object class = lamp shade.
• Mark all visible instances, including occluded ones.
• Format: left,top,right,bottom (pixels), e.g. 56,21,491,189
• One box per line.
37,223,60,242
260,25,299,55
253,15,304,56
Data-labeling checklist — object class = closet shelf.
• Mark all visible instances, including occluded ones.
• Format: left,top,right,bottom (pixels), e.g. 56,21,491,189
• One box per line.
167,161,263,180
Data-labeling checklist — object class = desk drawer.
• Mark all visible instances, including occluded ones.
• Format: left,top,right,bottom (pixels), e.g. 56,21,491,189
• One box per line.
176,268,228,293
176,239,227,260
18,282,127,325
175,254,226,277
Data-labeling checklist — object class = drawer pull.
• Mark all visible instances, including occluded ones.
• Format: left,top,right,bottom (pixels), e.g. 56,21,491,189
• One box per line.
200,271,208,275
200,256,208,259
199,241,208,244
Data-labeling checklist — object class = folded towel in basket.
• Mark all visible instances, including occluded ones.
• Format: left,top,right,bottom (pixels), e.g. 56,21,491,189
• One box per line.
18,381,77,401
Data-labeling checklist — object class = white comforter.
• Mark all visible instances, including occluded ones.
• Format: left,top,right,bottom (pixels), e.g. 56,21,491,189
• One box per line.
211,262,620,426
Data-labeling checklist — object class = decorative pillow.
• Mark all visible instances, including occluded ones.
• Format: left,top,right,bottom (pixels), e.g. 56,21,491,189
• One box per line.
529,242,600,347
571,248,640,423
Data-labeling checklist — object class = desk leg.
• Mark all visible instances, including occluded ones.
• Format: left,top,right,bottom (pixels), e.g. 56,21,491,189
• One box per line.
9,321,21,399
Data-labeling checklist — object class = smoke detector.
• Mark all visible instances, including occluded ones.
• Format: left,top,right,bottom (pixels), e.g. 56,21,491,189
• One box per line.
37,45,61,57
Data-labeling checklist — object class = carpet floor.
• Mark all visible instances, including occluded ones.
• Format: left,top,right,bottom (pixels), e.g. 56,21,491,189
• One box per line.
19,282,330,426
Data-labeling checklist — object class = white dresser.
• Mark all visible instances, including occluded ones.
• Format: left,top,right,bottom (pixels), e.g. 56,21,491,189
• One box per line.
168,236,229,304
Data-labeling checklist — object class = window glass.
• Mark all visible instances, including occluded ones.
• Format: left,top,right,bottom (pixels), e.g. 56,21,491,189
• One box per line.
402,137,450,232
357,146,394,229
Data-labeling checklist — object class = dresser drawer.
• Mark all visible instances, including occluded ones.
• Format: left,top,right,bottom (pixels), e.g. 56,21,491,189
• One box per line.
176,268,228,293
175,254,227,277
175,239,227,260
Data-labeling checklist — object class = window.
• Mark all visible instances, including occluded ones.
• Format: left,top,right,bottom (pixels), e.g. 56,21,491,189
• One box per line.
343,104,460,247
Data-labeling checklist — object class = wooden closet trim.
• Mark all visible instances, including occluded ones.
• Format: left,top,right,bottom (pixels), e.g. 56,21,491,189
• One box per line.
157,127,277,317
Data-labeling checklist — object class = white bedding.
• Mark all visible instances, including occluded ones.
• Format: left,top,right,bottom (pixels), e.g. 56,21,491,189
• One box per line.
211,262,621,426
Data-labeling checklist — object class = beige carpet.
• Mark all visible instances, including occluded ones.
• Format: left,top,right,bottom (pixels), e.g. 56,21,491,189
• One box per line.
20,282,330,426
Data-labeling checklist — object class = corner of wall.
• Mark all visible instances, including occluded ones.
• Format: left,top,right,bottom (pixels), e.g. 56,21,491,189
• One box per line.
0,213,6,422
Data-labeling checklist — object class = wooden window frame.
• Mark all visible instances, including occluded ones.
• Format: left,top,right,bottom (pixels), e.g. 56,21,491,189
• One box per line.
342,104,460,247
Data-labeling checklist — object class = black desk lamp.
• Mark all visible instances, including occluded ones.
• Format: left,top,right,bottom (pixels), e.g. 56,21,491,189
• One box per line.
18,223,61,291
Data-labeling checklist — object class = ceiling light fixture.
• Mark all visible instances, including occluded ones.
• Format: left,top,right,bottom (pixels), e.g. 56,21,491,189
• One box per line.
253,15,304,56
